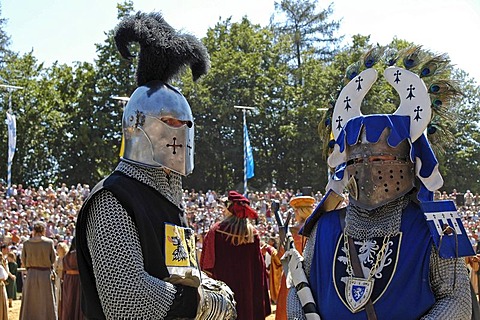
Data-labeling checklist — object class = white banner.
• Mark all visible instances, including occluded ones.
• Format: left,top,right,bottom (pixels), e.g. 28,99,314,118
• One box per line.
6,112,16,163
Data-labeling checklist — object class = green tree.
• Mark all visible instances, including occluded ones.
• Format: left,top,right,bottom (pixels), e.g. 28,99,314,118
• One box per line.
272,0,342,85
0,54,97,186
83,1,137,182
1,0,479,195
182,17,294,192
0,1,137,187
0,3,11,66
441,70,480,193
49,61,98,185
0,53,50,185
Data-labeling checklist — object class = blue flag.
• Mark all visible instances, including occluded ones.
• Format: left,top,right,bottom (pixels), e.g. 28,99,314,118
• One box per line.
244,124,254,179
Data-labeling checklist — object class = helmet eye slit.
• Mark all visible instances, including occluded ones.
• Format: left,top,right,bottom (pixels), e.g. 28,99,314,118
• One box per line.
160,117,190,128
347,158,364,166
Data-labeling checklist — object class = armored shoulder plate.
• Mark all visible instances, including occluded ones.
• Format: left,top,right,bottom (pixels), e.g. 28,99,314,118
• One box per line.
420,200,475,258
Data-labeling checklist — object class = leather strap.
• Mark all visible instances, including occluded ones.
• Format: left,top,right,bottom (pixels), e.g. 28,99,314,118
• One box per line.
347,236,378,320
65,270,80,275
27,267,51,271
340,209,378,320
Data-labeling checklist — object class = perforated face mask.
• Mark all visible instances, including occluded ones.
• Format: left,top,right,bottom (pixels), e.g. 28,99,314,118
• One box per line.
345,127,415,210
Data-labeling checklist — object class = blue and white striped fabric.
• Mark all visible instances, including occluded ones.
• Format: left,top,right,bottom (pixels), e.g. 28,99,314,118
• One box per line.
6,112,16,196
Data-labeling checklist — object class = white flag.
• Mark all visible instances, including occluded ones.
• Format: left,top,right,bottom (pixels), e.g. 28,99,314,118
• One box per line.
6,112,16,163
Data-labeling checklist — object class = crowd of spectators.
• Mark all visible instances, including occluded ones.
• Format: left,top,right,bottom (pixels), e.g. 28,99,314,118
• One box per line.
441,189,480,251
0,180,479,310
184,186,325,248
0,183,89,251
0,181,479,259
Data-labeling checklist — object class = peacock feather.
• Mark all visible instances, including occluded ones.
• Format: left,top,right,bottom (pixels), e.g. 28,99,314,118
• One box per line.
384,47,399,66
400,45,424,70
363,46,385,68
345,60,362,81
318,95,337,159
426,79,462,157
419,53,450,78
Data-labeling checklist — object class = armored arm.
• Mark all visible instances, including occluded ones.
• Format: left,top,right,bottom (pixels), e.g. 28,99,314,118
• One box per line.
196,273,237,320
420,245,472,320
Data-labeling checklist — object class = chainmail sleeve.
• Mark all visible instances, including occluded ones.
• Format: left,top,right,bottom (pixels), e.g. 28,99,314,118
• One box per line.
302,223,317,279
86,189,178,319
421,245,472,320
286,223,319,320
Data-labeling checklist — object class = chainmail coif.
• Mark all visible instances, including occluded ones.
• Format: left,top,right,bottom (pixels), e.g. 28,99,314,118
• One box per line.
345,195,409,240
117,160,184,208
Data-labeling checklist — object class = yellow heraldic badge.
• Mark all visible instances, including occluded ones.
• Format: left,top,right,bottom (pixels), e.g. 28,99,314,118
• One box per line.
165,223,200,278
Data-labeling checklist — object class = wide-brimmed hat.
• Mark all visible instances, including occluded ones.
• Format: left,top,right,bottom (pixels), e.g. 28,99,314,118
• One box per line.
289,196,315,208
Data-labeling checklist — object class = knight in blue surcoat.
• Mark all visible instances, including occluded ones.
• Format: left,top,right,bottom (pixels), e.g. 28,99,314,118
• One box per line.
286,47,477,320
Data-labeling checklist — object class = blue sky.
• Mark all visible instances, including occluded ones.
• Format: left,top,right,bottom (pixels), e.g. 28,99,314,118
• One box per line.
2,0,480,84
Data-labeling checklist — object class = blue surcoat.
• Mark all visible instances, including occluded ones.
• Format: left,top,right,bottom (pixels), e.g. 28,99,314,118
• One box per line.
310,201,435,319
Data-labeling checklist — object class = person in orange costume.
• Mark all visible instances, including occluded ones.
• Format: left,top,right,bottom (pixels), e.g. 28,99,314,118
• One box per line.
275,196,315,320
262,237,283,304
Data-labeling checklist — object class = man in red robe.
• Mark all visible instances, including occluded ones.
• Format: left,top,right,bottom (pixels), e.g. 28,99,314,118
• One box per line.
200,191,271,320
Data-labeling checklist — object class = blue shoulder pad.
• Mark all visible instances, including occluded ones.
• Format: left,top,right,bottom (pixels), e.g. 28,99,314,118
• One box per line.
420,200,475,259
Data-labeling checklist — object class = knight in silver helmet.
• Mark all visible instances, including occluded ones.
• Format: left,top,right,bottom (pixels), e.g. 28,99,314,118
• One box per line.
122,81,195,175
285,46,477,320
75,11,236,320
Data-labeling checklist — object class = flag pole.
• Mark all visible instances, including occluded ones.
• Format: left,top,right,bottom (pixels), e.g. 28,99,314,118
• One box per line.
234,105,255,195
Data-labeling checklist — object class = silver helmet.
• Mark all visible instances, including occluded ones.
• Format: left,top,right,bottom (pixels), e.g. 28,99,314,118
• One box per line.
122,81,194,176
114,12,210,176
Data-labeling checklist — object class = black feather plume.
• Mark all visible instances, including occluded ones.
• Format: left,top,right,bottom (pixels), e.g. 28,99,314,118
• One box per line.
114,12,210,86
